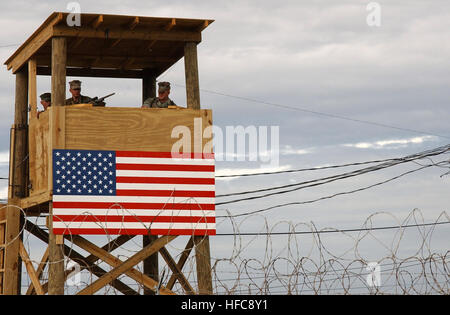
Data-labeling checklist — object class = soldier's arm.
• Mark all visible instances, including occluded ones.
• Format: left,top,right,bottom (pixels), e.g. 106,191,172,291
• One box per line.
83,95,93,103
142,97,153,108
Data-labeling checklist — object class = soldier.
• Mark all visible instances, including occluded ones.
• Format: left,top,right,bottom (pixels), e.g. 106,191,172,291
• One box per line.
65,80,92,105
37,92,51,118
142,81,177,108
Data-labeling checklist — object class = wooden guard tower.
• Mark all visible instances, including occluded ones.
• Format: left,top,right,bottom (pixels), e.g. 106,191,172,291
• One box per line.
1,12,215,295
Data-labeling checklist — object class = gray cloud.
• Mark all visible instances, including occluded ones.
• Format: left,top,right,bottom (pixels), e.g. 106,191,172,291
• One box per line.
0,2,448,290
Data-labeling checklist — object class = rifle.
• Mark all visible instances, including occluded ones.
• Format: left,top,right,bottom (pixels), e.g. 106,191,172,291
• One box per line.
89,93,115,106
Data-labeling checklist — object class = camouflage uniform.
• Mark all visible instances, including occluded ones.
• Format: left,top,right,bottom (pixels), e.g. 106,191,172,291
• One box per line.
142,81,176,108
65,80,92,105
65,95,92,105
142,97,176,108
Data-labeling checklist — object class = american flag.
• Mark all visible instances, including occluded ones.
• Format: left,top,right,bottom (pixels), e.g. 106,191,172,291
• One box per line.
52,149,215,235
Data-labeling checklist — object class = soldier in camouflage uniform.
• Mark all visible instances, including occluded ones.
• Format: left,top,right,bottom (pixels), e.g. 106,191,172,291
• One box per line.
37,92,51,118
142,81,177,108
65,80,93,105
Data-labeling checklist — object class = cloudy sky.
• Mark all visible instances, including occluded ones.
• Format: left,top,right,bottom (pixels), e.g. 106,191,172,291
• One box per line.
0,1,448,293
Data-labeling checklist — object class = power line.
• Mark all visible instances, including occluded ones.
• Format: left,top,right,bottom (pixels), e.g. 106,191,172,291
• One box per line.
216,157,407,178
216,163,443,218
215,221,450,236
217,143,450,180
170,82,450,140
216,145,450,206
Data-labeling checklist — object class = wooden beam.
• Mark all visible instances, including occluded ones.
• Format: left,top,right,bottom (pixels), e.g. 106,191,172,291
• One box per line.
108,38,122,49
25,246,49,295
76,235,177,295
147,40,157,51
193,235,213,295
28,58,37,121
4,69,28,295
51,37,67,107
120,57,135,70
53,25,201,43
37,66,144,79
48,202,65,295
37,53,177,63
184,42,201,109
91,15,104,29
70,37,85,49
20,191,52,210
24,221,138,295
167,236,194,290
165,18,176,31
5,12,63,73
159,246,195,294
19,241,45,295
28,58,37,196
63,108,212,152
128,16,139,30
143,235,158,295
198,20,210,32
10,69,28,199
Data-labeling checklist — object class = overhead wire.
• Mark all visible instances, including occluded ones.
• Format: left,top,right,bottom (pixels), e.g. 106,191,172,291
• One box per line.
216,162,446,218
216,144,450,206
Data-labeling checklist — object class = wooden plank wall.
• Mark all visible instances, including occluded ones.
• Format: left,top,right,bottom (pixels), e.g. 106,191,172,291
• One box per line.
64,108,212,152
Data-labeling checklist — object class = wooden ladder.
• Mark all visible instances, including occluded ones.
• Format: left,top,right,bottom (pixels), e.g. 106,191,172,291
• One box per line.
0,207,6,295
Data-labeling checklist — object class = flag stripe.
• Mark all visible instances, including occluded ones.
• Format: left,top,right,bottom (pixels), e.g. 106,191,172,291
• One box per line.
53,222,215,230
116,170,215,178
116,157,215,165
116,176,215,185
53,195,215,204
54,215,216,223
53,201,215,210
53,228,216,236
116,151,214,159
116,189,215,197
116,163,214,172
53,209,216,216
116,183,215,191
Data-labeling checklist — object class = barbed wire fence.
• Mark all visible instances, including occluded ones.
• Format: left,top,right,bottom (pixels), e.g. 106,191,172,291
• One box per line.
1,144,449,295
3,207,447,295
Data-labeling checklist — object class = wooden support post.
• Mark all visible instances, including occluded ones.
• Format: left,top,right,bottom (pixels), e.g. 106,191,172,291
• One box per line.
48,36,67,295
184,42,201,109
142,68,158,295
194,235,213,295
28,58,37,121
4,68,28,295
142,69,158,295
28,58,37,195
48,202,64,295
51,37,67,107
185,41,213,294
